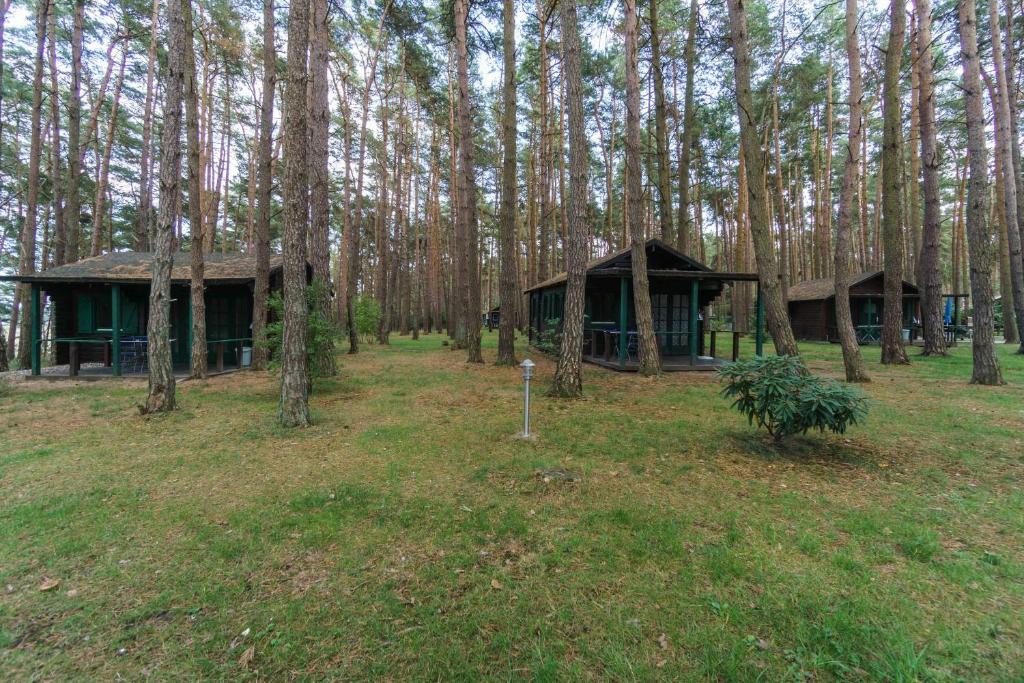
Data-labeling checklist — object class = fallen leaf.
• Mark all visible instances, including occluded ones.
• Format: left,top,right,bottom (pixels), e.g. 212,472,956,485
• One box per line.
66,589,79,598
491,579,503,590
239,645,255,669
657,633,669,650
39,578,60,592
756,638,770,651
655,658,667,668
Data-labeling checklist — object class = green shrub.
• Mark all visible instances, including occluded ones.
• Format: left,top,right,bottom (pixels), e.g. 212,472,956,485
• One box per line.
353,296,382,342
718,355,868,442
262,281,339,377
532,317,562,355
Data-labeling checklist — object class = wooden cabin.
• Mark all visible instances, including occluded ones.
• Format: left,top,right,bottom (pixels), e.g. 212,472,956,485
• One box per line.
524,239,761,371
2,251,293,378
787,271,921,343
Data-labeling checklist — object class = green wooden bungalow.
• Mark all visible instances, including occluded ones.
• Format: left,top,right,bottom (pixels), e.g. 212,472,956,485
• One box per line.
1,251,291,378
788,271,919,343
525,239,762,371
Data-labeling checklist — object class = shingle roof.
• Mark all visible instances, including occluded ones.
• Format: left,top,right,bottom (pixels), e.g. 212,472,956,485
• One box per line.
524,238,712,293
786,271,919,302
1,251,284,284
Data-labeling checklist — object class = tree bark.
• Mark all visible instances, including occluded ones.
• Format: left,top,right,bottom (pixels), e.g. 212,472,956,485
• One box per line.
834,0,870,382
650,0,672,243
957,0,1003,384
880,0,909,364
454,0,482,363
625,0,659,374
64,0,84,264
251,0,275,370
46,0,64,266
988,1,1024,353
145,0,185,413
497,0,518,365
90,50,126,257
677,0,698,254
307,0,336,374
279,0,312,425
181,0,207,379
915,0,946,356
551,0,587,396
16,0,49,370
726,0,800,357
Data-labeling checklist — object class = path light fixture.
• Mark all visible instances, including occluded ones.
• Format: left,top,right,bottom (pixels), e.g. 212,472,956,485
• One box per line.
520,359,535,438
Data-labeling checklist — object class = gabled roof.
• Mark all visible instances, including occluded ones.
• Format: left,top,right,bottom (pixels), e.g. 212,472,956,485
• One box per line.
1,251,285,284
787,271,920,302
524,238,711,293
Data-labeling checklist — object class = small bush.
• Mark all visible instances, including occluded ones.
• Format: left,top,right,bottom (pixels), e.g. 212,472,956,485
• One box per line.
718,355,868,442
353,296,382,342
532,318,562,355
262,281,339,377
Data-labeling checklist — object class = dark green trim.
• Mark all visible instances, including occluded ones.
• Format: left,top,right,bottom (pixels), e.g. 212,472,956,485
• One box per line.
755,282,765,356
111,284,121,376
31,284,41,376
689,279,699,365
618,277,628,368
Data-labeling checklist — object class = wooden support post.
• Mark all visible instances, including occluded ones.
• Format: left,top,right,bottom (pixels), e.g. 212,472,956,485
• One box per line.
216,342,225,372
689,279,699,366
732,331,740,361
618,276,628,368
30,283,41,376
755,281,765,356
69,342,80,376
952,296,960,346
111,284,122,376
710,330,717,358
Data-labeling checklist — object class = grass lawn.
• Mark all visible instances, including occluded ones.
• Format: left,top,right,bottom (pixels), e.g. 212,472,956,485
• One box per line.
1,333,1022,680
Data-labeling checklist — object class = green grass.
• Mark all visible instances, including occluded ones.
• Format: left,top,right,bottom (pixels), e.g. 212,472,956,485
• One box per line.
1,334,1023,680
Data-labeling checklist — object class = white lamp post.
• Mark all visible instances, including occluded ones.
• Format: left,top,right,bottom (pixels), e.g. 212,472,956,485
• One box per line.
520,359,535,437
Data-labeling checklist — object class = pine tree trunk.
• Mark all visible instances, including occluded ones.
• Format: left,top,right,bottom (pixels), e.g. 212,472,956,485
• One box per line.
145,0,185,414
279,0,311,426
914,0,946,356
957,0,1003,384
726,0,800,357
650,0,672,243
46,0,64,266
182,0,207,379
835,0,870,382
63,0,82,263
625,0,659,374
988,1,1024,353
16,0,49,370
497,0,518,365
551,0,587,396
251,0,274,370
307,0,336,374
880,0,909,365
454,0,482,363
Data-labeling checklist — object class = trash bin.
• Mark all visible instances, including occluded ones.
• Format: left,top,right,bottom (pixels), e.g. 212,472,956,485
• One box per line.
901,328,910,343
241,346,252,367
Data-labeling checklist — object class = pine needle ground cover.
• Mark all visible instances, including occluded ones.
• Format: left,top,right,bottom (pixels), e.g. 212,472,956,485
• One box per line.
1,335,1022,680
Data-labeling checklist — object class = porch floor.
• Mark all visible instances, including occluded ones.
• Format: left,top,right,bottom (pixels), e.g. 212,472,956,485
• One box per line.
24,361,244,381
584,353,727,372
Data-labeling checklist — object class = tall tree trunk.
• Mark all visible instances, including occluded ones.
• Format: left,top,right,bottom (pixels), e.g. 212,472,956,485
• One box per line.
650,0,672,243
46,0,64,266
279,0,312,425
677,0,698,254
988,1,1024,353
135,0,160,251
64,0,83,263
551,0,587,396
726,0,800,357
251,0,275,370
145,0,185,413
16,0,49,369
90,49,126,257
308,0,335,374
880,0,909,364
835,0,870,382
915,0,946,356
182,0,207,379
454,0,482,363
496,0,518,365
625,0,659,374
957,0,1002,383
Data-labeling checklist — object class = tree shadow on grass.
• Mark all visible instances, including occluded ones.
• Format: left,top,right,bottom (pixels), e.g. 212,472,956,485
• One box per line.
725,430,887,469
